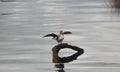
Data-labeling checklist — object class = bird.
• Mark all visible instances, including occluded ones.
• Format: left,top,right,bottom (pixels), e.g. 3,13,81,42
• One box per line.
43,30,72,44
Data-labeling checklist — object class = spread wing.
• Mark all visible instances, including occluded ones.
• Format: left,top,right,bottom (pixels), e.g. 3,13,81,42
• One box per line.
43,33,58,38
63,31,72,34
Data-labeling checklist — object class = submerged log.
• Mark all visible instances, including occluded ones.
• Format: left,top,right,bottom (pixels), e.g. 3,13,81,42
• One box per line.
52,43,84,63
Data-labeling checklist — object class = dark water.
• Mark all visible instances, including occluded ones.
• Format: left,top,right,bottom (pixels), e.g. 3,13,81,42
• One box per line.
0,0,120,72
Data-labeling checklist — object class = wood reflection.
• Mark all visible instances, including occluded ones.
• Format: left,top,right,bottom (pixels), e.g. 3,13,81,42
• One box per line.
112,0,120,9
111,0,120,13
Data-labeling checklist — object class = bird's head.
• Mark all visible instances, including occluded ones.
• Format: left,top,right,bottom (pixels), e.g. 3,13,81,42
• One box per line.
59,30,63,34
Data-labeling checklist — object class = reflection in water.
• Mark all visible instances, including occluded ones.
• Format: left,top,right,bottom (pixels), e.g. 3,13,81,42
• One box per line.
112,0,120,8
52,43,84,72
0,13,12,15
111,0,120,13
56,70,65,72
0,0,15,2
56,69,65,72
55,63,65,72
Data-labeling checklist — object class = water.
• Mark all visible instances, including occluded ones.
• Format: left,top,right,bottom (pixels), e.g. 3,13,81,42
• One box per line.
0,0,120,72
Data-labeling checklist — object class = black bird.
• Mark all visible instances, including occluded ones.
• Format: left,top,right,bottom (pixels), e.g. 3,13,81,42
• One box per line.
43,30,72,44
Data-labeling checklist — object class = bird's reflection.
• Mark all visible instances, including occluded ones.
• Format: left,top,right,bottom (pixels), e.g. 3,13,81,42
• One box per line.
52,43,84,72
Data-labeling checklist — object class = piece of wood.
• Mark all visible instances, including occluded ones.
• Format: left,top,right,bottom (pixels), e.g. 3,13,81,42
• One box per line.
52,43,84,63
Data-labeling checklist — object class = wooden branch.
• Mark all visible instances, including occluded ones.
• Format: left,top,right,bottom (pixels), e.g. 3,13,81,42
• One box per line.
52,43,84,63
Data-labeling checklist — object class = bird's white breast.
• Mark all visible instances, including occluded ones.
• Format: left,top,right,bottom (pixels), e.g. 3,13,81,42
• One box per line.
58,34,64,40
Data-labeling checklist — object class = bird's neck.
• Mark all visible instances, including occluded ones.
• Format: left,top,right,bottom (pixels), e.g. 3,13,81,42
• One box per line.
59,33,64,36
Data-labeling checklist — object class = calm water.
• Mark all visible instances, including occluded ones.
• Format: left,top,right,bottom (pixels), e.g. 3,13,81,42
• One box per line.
0,0,120,72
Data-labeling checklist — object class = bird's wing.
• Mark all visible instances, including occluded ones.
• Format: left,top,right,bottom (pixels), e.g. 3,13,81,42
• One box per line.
63,31,72,34
43,33,58,38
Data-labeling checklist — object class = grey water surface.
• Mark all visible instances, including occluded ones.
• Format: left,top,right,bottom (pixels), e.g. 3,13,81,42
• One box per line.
0,0,120,72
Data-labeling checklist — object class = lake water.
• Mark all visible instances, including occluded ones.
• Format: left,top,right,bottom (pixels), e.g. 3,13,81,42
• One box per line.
0,0,120,72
